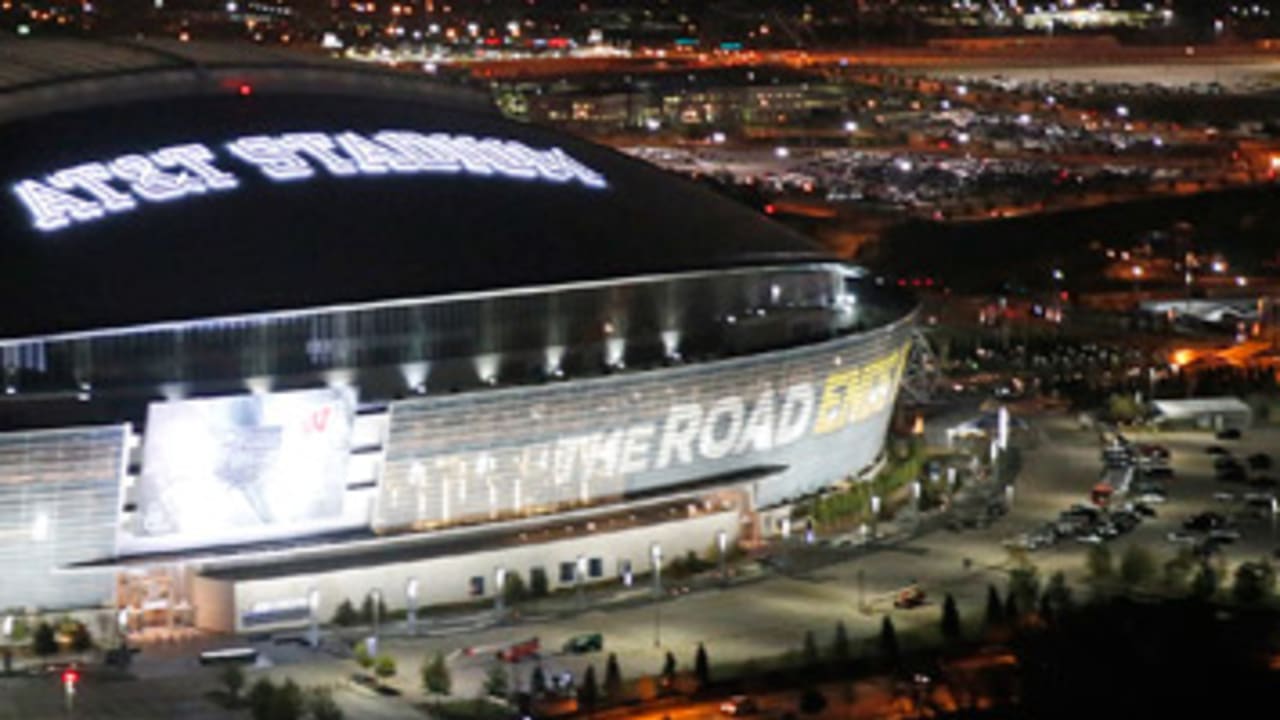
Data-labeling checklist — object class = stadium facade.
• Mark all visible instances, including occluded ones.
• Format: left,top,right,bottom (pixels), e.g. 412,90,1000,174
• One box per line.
0,40,915,634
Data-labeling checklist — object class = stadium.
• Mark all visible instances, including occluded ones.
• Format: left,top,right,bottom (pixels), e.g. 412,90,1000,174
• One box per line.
0,40,916,635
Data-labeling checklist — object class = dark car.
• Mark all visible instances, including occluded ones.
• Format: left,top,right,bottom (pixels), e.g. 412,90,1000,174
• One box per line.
1144,466,1175,479
562,633,603,654
1129,502,1157,518
1248,453,1273,471
1215,428,1242,440
1184,512,1228,532
1206,445,1228,455
1214,456,1241,472
1217,466,1247,483
1110,511,1140,533
1251,475,1279,489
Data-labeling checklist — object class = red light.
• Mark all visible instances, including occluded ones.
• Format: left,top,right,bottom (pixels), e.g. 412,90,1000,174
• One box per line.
911,278,922,287
1059,290,1070,301
897,278,907,287
484,36,501,46
937,140,950,150
62,669,79,685
924,277,934,287
237,83,253,97
763,204,776,215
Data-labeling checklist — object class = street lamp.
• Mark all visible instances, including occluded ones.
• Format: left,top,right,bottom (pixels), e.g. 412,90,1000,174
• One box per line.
494,567,507,617
716,529,729,585
307,587,320,648
406,578,419,635
650,543,663,598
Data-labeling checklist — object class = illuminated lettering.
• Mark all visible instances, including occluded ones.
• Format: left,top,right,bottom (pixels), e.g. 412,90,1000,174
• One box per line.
373,131,463,173
11,130,607,232
48,163,136,213
152,144,239,190
618,424,654,475
279,133,359,176
775,382,816,446
814,368,855,434
226,136,313,181
335,131,420,174
12,180,104,231
656,403,701,469
108,154,200,202
699,396,745,460
734,386,776,454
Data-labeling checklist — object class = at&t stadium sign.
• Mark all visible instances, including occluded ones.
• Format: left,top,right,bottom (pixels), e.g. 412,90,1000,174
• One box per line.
11,131,608,232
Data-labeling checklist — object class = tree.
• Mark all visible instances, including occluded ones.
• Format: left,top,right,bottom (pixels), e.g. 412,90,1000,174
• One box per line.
1232,560,1276,606
529,567,550,598
661,651,677,687
1004,591,1020,621
248,677,275,720
374,654,397,682
800,687,828,715
353,640,373,670
694,643,710,686
578,664,599,713
802,630,820,668
878,616,899,670
332,600,358,627
32,622,57,656
530,664,547,696
1086,544,1115,584
359,595,387,626
603,653,623,700
941,593,961,642
68,622,93,653
831,620,851,662
484,663,509,699
1163,551,1196,594
1008,564,1040,612
503,570,528,605
422,652,452,696
307,687,345,720
270,678,304,720
983,585,1005,631
220,663,246,705
1120,545,1157,589
1190,562,1219,602
1043,571,1074,615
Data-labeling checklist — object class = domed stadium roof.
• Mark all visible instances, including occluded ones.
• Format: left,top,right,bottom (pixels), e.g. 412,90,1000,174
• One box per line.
0,39,832,339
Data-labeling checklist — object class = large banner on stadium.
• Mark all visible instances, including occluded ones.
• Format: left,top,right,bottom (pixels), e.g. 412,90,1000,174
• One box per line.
120,388,356,553
375,325,913,533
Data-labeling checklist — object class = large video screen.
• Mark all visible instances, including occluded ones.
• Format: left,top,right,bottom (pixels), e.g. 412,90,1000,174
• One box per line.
122,388,356,553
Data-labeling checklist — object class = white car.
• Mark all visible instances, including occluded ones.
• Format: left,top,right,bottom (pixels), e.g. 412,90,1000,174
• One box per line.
1167,531,1197,545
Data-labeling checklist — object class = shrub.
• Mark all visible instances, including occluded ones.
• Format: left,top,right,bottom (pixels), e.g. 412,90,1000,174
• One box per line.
32,622,57,656
220,663,246,704
374,654,397,681
353,640,373,669
307,687,344,720
422,652,452,696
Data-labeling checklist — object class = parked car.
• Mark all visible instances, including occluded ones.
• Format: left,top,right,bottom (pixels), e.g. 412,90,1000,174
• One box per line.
894,586,927,609
721,695,759,716
1248,453,1273,471
562,633,603,654
1216,428,1242,440
496,637,541,663
1206,445,1228,455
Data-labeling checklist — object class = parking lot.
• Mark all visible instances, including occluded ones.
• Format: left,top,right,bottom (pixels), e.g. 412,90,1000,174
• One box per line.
994,415,1280,579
